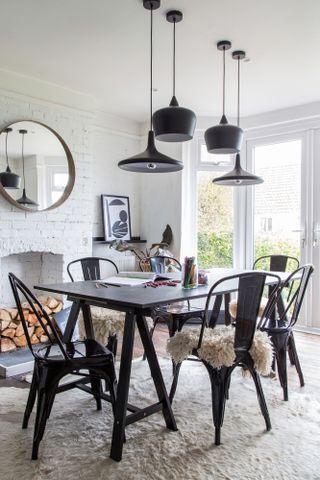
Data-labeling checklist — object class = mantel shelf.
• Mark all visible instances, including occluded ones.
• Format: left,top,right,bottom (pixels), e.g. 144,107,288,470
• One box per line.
92,237,147,245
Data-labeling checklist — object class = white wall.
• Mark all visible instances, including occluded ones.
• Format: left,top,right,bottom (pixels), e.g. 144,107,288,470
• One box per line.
139,138,183,259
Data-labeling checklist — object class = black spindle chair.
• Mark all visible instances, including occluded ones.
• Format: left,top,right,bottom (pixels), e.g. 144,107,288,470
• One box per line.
167,271,281,445
67,257,123,355
258,264,314,400
9,272,117,460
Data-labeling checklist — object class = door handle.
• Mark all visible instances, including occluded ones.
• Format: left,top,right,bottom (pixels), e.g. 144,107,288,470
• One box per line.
292,228,306,248
313,225,320,247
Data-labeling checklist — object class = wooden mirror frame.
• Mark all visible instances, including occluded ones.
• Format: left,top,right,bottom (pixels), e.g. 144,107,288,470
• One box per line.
0,120,76,212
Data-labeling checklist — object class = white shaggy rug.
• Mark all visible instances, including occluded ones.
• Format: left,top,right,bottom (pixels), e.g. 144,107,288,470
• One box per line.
0,358,319,480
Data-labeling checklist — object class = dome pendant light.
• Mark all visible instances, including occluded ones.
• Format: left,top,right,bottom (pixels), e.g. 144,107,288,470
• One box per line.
213,50,263,186
205,40,243,154
152,10,196,142
0,128,21,189
118,0,183,173
17,129,39,206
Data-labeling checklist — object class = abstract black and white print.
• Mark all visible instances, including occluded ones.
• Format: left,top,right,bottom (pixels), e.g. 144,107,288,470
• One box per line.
101,194,131,241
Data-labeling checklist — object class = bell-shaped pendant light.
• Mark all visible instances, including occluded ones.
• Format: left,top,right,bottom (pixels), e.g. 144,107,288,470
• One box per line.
0,128,21,189
17,129,39,206
205,40,243,154
213,50,263,186
152,10,196,142
118,0,183,173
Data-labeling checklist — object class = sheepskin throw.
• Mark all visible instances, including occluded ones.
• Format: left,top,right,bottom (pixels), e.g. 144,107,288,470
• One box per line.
78,308,153,345
229,297,269,319
167,326,273,376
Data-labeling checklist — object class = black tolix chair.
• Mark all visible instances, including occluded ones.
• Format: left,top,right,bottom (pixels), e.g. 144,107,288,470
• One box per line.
67,257,125,355
140,256,205,348
258,264,313,400
167,271,281,445
9,272,117,460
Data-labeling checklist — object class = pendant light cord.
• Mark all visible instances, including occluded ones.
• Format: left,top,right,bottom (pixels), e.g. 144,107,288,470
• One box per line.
237,56,240,127
150,5,153,131
21,132,26,189
173,19,176,97
5,130,9,168
222,46,226,116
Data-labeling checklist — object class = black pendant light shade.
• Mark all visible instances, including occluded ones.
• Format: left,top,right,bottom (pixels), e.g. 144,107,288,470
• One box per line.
212,153,263,186
205,114,243,154
17,129,39,207
118,0,183,172
118,130,183,172
17,187,40,206
153,10,196,142
205,40,243,154
0,128,21,189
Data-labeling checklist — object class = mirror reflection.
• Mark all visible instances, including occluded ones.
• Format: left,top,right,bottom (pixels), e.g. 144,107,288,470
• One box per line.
0,121,74,211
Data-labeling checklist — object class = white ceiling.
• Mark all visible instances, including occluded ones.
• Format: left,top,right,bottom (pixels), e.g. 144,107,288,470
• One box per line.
1,0,320,122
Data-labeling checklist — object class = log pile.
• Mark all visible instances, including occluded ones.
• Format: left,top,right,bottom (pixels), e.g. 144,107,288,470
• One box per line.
0,296,63,353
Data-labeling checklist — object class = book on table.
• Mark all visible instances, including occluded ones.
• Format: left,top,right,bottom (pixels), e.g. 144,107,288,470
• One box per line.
96,271,180,287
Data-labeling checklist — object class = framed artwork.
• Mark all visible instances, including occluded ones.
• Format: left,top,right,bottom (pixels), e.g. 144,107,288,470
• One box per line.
101,194,132,241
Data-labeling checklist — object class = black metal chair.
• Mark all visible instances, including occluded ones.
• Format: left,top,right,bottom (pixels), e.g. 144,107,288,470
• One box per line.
140,256,205,354
167,271,281,445
253,254,299,273
8,272,117,460
258,264,314,401
67,257,123,355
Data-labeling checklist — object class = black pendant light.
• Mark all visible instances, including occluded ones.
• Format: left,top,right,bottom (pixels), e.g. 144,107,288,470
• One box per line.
118,0,183,173
152,10,196,142
205,40,243,154
0,128,21,189
17,129,39,206
213,50,263,186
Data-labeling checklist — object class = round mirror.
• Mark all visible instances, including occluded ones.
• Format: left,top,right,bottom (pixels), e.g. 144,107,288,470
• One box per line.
0,120,75,211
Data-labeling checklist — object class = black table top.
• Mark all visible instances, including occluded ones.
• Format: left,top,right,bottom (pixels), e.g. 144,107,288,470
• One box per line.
34,269,288,310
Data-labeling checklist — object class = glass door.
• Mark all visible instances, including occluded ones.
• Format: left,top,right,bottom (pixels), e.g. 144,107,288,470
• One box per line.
247,132,315,328
252,139,303,264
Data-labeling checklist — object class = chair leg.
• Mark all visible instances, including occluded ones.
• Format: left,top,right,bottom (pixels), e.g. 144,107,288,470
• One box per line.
249,366,271,431
275,344,289,401
31,369,59,460
22,364,39,429
204,363,229,446
89,371,102,410
287,333,296,366
107,334,118,358
169,362,182,403
288,332,305,387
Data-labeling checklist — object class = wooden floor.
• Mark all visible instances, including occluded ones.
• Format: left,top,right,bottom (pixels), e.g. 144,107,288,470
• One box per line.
0,326,319,392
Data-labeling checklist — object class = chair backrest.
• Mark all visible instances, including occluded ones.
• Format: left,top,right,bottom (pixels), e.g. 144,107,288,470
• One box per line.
67,257,119,282
140,256,181,274
253,254,299,273
8,273,68,360
259,264,314,329
199,272,281,361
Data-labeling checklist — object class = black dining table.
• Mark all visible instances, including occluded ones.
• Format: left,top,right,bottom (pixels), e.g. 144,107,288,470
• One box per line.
34,268,288,461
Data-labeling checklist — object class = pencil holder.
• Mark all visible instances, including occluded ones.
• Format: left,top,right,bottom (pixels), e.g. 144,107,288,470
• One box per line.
182,257,198,289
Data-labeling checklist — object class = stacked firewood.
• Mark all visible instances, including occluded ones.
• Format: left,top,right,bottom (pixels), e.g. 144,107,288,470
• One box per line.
0,296,63,352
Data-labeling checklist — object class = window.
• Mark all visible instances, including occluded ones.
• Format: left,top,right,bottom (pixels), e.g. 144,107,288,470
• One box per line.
196,143,234,269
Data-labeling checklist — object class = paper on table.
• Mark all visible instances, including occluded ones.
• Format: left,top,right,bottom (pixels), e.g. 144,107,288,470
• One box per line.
98,276,149,287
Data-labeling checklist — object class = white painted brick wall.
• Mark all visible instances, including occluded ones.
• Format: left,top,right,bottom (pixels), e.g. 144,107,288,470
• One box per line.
0,90,142,304
0,91,93,303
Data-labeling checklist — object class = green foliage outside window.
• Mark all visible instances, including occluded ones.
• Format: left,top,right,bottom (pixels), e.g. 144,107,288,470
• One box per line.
198,232,299,270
